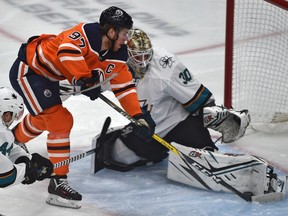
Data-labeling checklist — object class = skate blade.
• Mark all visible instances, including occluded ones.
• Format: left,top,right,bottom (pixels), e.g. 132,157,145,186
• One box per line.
46,194,81,209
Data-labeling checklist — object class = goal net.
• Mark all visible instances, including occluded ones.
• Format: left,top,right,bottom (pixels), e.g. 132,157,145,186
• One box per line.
224,0,288,132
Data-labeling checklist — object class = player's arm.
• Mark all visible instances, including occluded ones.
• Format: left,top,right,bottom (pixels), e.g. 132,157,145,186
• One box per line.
111,65,156,141
55,24,97,82
0,141,53,188
0,153,26,188
110,65,142,116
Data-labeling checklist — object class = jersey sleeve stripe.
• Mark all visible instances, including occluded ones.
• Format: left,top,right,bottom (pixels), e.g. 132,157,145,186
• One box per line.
112,84,136,94
36,45,64,77
57,49,82,56
183,85,212,113
116,89,137,100
110,80,134,89
59,56,85,62
59,43,82,51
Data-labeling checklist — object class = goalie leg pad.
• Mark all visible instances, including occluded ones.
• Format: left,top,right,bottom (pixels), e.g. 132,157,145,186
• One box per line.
203,106,251,143
111,137,142,165
167,142,286,201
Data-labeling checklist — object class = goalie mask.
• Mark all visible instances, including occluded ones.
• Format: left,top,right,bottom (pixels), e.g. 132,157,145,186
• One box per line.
127,29,153,79
0,87,24,127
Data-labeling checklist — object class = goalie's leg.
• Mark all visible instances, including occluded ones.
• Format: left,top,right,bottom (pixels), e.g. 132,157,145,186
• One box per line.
91,124,168,174
168,142,287,202
164,112,218,150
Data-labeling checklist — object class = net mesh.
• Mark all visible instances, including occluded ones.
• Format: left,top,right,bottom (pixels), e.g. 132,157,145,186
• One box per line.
232,0,288,125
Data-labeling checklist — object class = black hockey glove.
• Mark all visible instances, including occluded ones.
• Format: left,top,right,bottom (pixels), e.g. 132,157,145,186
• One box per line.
73,70,100,87
73,70,101,100
30,153,54,181
130,110,156,142
81,86,101,101
15,156,38,185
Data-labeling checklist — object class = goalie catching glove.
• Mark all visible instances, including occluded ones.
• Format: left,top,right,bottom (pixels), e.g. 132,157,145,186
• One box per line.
15,153,54,184
203,106,251,143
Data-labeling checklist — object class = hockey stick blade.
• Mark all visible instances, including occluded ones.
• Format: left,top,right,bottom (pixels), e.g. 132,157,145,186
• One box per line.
98,93,255,202
93,116,111,173
98,116,111,143
53,117,112,169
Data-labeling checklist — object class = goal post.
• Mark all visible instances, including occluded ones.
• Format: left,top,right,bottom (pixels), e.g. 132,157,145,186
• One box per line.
224,0,288,132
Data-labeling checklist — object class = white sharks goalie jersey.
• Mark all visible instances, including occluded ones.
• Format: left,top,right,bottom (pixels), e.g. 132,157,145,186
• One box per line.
135,47,214,137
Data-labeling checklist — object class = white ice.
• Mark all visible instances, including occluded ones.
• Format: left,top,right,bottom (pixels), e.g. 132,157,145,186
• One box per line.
0,0,288,215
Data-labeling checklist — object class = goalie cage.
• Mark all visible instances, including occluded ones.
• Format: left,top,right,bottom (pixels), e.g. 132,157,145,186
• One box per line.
224,0,288,133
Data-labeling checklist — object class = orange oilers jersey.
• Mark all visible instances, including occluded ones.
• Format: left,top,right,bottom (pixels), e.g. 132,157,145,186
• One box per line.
25,22,142,117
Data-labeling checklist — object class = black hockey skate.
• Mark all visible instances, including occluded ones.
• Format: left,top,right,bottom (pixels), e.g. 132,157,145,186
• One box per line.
46,175,82,209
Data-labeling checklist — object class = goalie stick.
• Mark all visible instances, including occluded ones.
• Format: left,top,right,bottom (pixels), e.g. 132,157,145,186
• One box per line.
59,73,118,96
53,117,111,169
98,93,261,202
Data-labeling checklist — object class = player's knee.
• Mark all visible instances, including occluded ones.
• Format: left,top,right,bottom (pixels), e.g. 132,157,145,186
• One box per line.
45,105,73,133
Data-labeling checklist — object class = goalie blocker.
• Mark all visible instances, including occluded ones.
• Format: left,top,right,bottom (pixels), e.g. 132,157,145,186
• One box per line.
168,142,287,202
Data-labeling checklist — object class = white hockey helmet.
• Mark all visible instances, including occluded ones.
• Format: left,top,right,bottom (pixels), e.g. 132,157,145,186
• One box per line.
127,28,153,78
0,87,24,127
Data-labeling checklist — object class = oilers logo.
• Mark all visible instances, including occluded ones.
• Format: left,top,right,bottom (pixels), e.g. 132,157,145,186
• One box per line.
44,89,52,97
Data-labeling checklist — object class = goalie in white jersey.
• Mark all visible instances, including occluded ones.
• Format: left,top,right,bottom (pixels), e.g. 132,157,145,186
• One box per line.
90,30,287,201
0,87,53,188
91,28,251,173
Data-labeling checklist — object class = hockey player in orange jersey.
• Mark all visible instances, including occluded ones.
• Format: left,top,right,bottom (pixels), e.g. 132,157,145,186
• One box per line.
9,6,155,209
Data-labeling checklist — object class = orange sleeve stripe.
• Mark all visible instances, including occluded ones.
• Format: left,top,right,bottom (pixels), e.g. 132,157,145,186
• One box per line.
116,89,137,100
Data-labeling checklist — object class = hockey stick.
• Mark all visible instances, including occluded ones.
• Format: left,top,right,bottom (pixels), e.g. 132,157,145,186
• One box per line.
53,117,111,169
98,93,253,202
98,94,179,155
60,73,118,96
